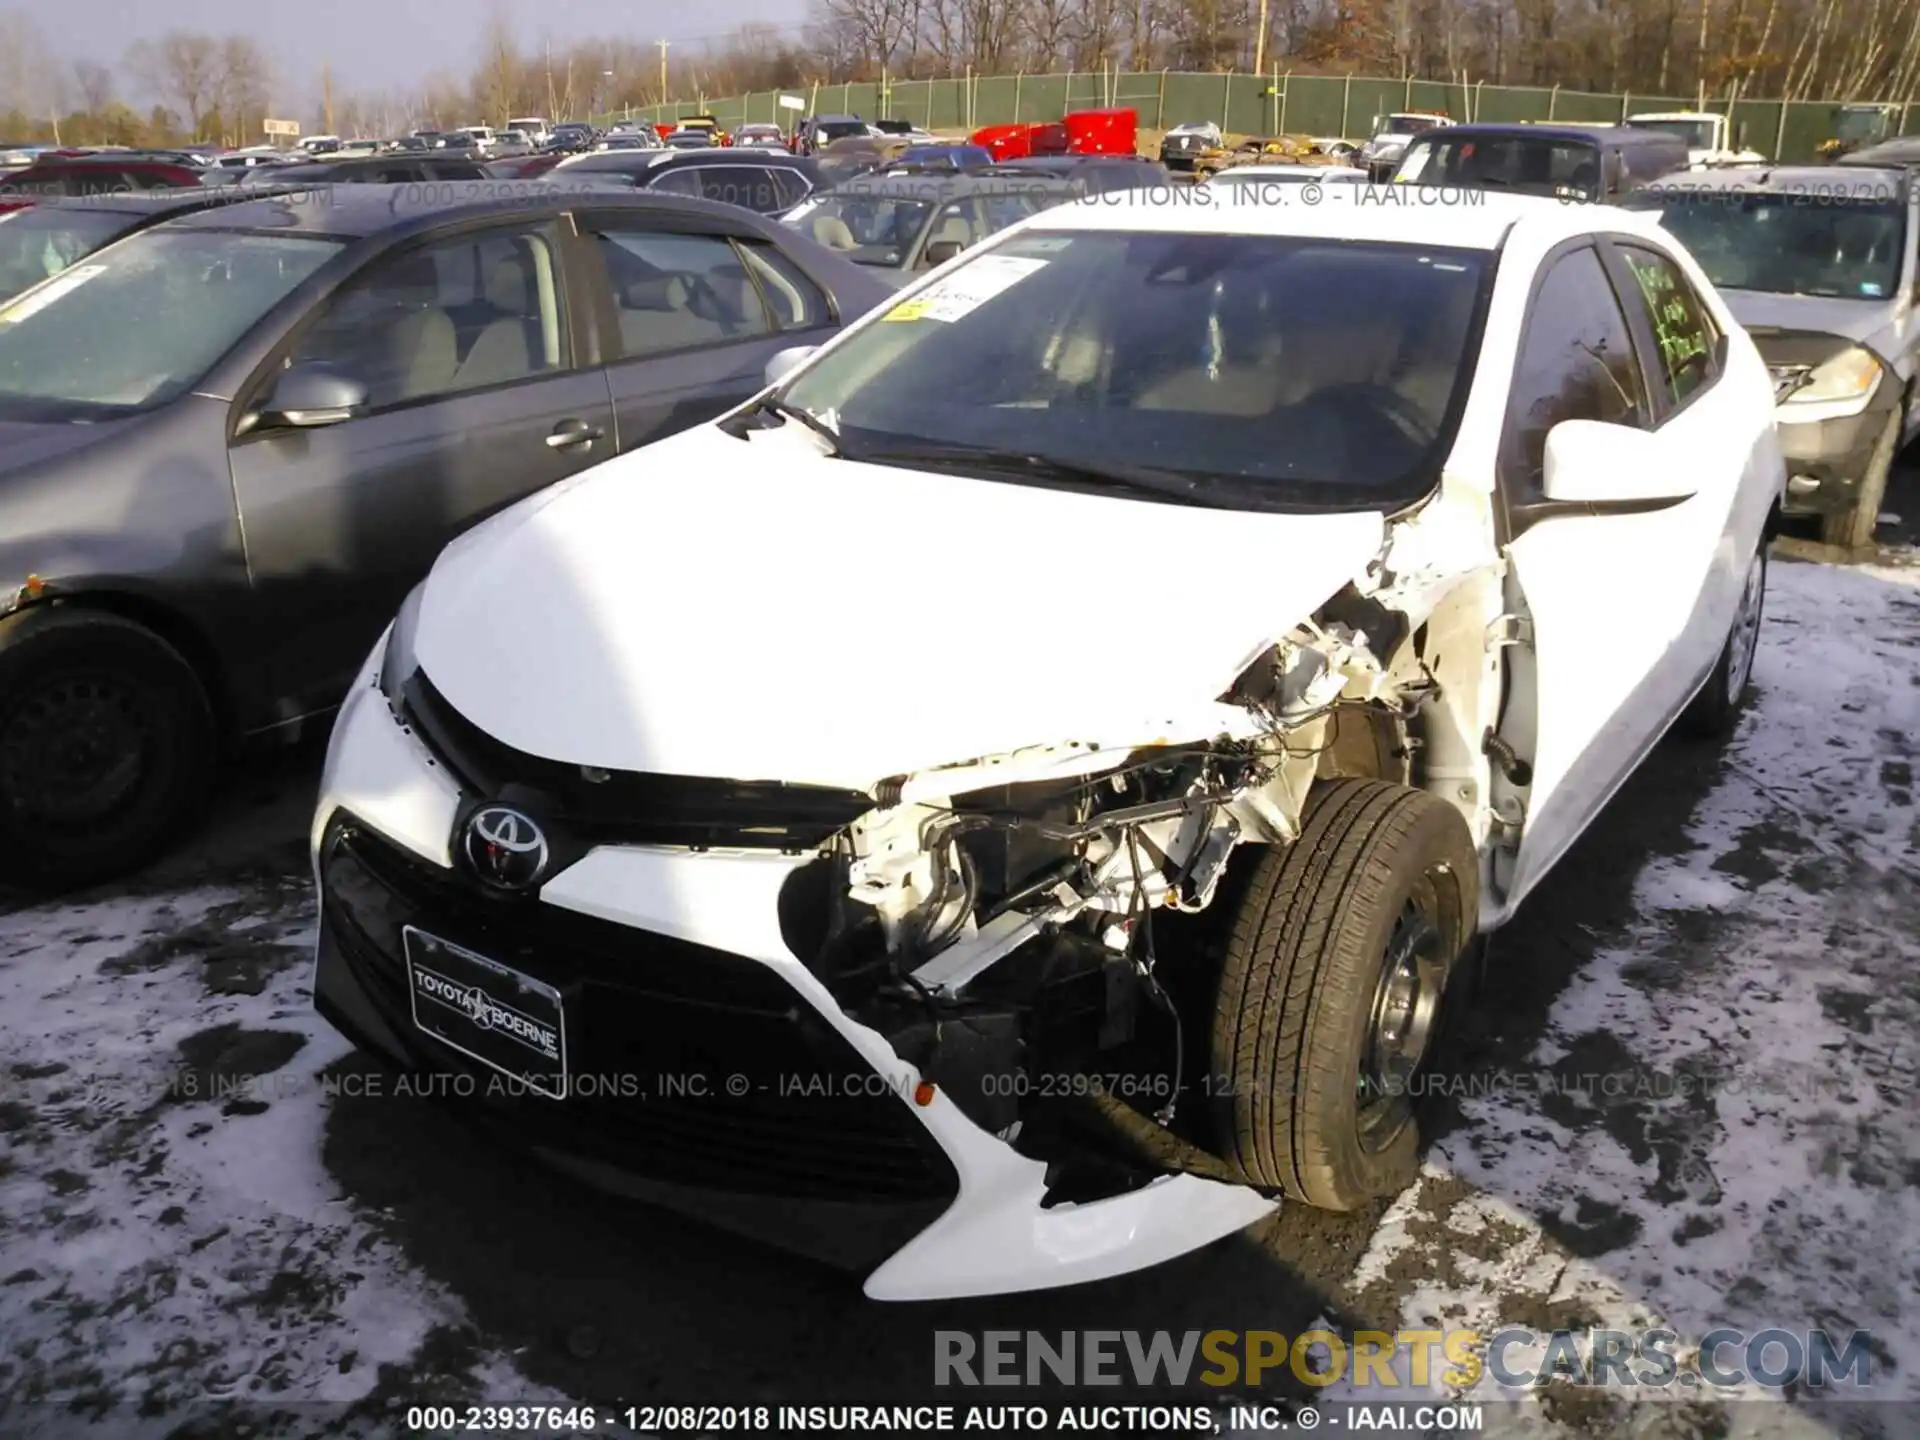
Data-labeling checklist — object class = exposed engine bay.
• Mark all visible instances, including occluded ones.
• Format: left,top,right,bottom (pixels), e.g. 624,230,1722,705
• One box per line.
773,515,1508,1203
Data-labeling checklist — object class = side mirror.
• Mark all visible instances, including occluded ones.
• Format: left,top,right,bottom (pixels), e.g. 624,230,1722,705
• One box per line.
1540,419,1693,506
764,345,817,388
922,239,965,267
256,362,368,428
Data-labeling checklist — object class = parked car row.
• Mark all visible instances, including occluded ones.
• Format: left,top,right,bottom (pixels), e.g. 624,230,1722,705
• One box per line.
0,181,894,885
0,127,1908,1307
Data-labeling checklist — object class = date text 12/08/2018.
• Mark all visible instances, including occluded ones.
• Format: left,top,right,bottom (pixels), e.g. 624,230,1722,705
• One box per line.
404,1403,1234,1433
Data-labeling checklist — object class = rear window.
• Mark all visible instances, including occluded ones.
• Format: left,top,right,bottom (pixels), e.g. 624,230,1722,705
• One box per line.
1395,135,1600,198
0,206,139,303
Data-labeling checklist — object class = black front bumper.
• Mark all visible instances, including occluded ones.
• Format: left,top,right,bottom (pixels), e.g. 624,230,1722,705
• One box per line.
1775,397,1900,516
313,814,958,1270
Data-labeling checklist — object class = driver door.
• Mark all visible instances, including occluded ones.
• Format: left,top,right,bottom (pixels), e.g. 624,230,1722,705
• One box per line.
227,219,614,718
1491,239,1741,908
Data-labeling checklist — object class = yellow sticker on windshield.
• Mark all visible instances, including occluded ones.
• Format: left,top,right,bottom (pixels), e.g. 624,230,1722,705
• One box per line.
879,256,1047,324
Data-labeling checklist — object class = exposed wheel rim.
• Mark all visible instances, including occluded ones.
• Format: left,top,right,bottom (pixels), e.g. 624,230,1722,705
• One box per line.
0,669,158,829
1358,875,1451,1152
1724,553,1765,705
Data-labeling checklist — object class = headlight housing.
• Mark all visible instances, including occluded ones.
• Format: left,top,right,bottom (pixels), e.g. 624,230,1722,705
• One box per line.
1781,346,1882,406
378,581,426,703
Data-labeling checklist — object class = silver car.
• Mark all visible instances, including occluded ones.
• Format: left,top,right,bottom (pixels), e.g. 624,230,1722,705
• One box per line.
1628,165,1918,548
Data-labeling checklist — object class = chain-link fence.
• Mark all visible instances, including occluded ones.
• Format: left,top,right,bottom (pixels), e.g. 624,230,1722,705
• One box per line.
604,72,1920,164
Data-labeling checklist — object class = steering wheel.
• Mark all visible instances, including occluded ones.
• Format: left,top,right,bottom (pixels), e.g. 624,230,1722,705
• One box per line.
1306,382,1438,447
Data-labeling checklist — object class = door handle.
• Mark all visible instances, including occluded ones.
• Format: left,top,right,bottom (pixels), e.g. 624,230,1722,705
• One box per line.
546,419,604,450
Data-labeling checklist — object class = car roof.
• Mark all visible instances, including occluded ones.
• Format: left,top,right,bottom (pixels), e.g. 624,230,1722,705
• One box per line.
152,181,762,241
1421,122,1663,145
1211,162,1365,175
642,149,813,167
997,155,1147,170
819,173,1076,198
1634,164,1907,191
14,155,200,171
1025,185,1656,252
1837,140,1920,166
11,185,323,218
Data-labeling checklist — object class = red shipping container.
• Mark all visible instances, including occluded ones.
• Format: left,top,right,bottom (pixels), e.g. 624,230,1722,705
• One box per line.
970,123,1032,159
1028,121,1071,155
970,121,1072,160
1065,108,1139,155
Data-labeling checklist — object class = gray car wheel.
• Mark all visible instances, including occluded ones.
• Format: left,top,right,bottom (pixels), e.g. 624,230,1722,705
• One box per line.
0,607,215,889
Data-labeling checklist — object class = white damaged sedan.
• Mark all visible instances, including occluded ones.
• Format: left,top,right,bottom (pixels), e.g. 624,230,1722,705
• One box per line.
310,186,1785,1299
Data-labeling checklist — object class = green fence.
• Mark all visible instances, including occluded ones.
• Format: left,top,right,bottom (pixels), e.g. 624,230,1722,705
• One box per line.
610,72,1920,163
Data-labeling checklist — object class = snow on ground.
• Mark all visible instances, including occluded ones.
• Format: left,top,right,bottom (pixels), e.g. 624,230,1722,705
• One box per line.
0,552,1915,1438
1267,556,1920,1435
0,876,583,1436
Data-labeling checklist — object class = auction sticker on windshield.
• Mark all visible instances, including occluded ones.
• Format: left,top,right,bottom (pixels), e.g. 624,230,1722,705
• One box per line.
882,254,1046,322
0,263,105,323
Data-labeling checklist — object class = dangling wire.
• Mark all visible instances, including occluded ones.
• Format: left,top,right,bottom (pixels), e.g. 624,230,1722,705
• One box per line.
1127,828,1183,1127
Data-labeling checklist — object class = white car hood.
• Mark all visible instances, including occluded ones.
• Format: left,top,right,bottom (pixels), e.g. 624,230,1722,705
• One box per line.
414,424,1388,790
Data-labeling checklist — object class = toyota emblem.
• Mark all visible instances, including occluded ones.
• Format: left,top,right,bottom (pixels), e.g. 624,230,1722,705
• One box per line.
462,805,550,891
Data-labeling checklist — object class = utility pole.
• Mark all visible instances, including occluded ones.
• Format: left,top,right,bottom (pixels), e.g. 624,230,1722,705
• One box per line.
321,63,334,135
657,39,670,106
1254,0,1270,76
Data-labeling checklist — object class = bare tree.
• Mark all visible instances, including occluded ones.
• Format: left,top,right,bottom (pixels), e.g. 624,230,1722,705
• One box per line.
127,30,223,135
215,35,271,143
71,57,114,113
0,11,59,121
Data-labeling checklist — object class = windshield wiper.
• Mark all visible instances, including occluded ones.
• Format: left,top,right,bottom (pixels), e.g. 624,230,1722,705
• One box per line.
856,443,1234,507
748,395,841,454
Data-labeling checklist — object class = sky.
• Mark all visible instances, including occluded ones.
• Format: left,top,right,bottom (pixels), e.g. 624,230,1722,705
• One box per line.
27,0,809,105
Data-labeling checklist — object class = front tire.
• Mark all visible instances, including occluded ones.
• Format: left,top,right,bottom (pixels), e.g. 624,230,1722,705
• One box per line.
0,607,215,889
1209,778,1477,1209
1819,407,1901,551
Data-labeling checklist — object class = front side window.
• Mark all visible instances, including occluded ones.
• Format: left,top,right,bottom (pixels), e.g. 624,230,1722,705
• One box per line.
0,229,340,419
736,243,827,330
287,225,567,407
586,226,771,357
1613,243,1718,409
779,229,1490,512
1501,245,1649,496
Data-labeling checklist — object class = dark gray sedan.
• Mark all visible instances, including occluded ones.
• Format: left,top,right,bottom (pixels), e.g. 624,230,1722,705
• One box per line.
0,181,892,886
